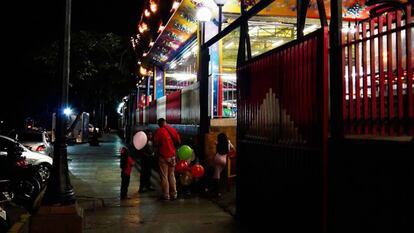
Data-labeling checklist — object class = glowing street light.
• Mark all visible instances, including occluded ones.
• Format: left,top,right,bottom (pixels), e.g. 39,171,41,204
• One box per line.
171,1,180,12
196,6,212,44
150,1,157,13
63,107,73,116
144,9,150,17
196,6,212,22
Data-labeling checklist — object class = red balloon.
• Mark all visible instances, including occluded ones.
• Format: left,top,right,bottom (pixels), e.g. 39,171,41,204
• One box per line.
191,164,205,178
175,160,189,173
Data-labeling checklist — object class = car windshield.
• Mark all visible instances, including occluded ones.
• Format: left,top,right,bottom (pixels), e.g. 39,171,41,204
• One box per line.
17,132,43,141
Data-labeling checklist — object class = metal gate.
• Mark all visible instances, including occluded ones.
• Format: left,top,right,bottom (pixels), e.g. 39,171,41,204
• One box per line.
342,3,413,136
236,27,329,232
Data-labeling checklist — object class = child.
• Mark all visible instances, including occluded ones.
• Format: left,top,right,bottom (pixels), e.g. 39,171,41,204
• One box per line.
120,146,135,199
139,130,155,193
212,133,235,197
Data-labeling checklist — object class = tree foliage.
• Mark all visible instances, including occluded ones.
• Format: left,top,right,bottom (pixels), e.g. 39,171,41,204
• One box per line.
34,31,136,115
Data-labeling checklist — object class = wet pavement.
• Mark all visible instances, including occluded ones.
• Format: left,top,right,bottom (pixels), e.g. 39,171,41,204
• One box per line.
67,133,242,233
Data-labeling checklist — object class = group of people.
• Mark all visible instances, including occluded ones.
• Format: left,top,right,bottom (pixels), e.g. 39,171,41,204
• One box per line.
120,118,235,200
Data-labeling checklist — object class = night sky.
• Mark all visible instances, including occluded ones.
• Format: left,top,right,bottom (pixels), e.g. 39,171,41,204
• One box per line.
0,0,143,130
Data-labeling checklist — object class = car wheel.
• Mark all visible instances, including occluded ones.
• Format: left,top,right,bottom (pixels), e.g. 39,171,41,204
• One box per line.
37,163,51,183
14,177,41,202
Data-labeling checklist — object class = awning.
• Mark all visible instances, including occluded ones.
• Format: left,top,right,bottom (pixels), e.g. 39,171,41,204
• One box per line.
145,0,201,67
144,0,408,66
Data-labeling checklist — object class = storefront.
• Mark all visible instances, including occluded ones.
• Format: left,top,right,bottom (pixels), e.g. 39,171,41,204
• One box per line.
130,0,413,190
133,0,392,126
128,0,413,232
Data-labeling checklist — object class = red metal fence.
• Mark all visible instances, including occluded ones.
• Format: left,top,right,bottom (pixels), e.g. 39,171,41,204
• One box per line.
342,3,413,136
236,28,329,232
149,101,157,124
238,28,329,147
166,90,181,124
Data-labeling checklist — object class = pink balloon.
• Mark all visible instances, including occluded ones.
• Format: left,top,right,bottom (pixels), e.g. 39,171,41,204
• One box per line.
133,131,147,150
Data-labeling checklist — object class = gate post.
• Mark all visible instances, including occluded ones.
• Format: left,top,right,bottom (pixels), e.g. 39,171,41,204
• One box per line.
330,0,344,139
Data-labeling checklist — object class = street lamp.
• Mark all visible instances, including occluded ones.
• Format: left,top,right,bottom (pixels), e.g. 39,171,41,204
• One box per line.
214,0,227,33
196,6,212,44
43,0,76,205
63,107,72,116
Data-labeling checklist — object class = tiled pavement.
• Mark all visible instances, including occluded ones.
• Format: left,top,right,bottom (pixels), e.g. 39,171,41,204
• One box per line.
67,133,243,233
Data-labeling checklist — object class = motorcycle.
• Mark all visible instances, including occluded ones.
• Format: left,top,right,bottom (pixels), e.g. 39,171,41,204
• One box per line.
0,142,42,209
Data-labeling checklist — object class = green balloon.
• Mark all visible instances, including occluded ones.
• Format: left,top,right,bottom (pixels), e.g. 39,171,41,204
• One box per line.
178,145,193,160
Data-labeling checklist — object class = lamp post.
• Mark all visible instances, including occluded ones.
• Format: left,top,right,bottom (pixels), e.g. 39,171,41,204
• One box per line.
43,0,76,205
196,6,212,44
214,0,227,33
196,5,212,163
213,0,226,118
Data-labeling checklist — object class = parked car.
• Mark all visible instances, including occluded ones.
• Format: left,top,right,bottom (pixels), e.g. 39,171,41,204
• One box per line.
0,135,53,183
15,130,53,157
0,143,43,207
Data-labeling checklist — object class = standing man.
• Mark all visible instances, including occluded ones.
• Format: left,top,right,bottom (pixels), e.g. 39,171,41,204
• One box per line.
154,118,181,200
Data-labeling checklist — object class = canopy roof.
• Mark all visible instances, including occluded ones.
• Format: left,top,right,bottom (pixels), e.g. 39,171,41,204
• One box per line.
142,0,408,67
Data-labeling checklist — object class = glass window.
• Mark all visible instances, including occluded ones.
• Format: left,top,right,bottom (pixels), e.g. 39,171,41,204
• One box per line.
208,27,239,119
247,0,324,58
164,40,198,95
0,138,11,152
16,132,43,142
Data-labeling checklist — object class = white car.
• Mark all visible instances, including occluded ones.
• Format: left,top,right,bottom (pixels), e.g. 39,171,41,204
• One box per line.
15,130,53,157
0,135,53,183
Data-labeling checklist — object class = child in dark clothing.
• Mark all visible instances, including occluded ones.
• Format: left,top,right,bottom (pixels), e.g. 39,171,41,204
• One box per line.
120,146,135,199
139,130,155,193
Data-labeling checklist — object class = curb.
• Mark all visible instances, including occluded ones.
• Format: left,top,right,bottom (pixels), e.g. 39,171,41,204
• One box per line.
7,214,30,233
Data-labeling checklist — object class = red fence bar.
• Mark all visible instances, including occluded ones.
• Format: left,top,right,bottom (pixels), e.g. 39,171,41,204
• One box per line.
407,5,413,134
348,23,355,129
342,3,413,136
148,101,157,124
311,37,318,140
396,11,403,134
301,42,306,140
355,21,361,133
166,90,181,124
294,44,299,140
342,30,347,124
301,40,306,141
369,19,377,134
378,16,386,135
362,22,369,133
386,13,394,135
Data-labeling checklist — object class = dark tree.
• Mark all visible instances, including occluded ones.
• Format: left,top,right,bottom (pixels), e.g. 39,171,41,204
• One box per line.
34,31,136,129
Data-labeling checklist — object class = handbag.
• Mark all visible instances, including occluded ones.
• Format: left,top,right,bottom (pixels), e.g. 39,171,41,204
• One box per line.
228,149,236,159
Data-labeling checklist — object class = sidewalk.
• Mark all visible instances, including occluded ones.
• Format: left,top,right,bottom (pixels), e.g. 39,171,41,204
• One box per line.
129,142,237,217
67,133,243,233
